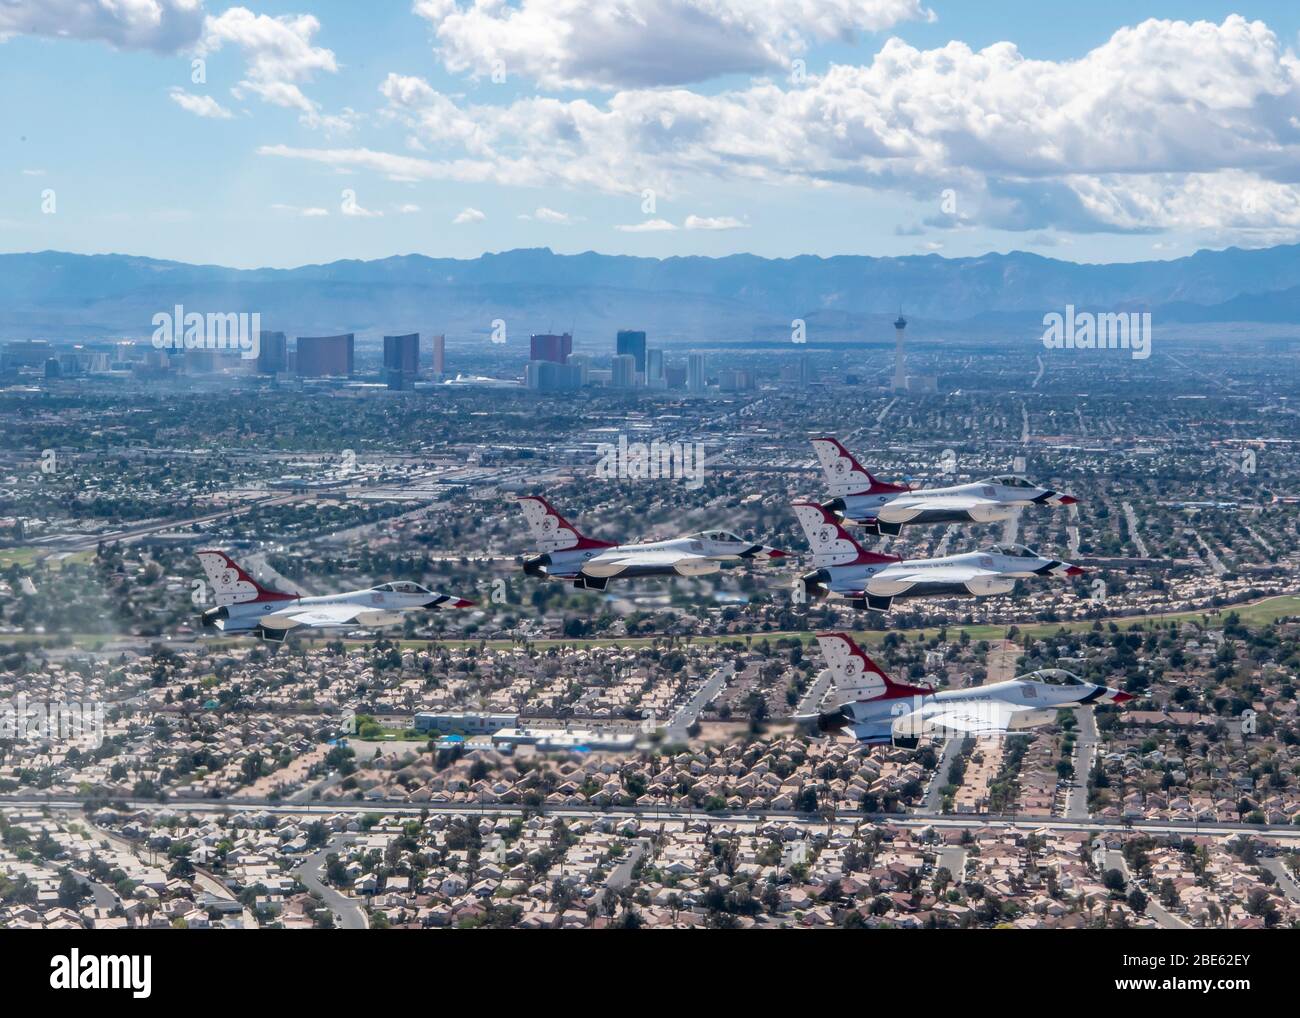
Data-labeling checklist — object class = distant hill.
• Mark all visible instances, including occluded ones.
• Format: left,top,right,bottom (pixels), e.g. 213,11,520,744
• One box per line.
1,245,1298,345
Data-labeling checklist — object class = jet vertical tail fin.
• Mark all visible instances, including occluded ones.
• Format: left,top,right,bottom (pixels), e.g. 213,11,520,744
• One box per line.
811,437,910,497
197,550,298,606
791,502,901,567
516,496,615,553
816,632,931,703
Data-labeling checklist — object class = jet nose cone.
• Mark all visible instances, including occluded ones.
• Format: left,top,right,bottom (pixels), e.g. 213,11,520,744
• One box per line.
1057,494,1078,505
1111,690,1134,704
450,598,475,609
1064,565,1086,576
767,548,787,559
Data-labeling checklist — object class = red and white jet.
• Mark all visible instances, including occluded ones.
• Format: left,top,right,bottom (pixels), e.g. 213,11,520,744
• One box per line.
811,437,1077,535
196,550,474,642
797,632,1132,747
518,496,786,591
791,502,1084,612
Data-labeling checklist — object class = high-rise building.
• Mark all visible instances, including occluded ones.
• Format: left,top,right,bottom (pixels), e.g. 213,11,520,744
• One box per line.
431,333,445,379
615,330,646,374
567,353,592,385
526,360,582,391
645,348,665,389
718,368,755,392
296,334,354,377
687,352,707,392
892,314,908,392
611,353,638,388
665,364,687,389
383,332,420,390
256,330,287,374
529,332,572,364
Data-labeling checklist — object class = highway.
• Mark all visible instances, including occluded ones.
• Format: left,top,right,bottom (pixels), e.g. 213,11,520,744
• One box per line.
9,795,1300,843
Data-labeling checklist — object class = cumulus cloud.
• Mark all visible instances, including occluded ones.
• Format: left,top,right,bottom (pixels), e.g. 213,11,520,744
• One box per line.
452,206,485,224
201,7,353,132
0,0,206,53
169,87,233,119
414,0,932,89
311,16,1300,238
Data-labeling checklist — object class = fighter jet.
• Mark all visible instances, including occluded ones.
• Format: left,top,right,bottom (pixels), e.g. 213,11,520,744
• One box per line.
796,632,1132,747
196,550,474,642
811,436,1077,535
791,501,1084,612
518,495,786,590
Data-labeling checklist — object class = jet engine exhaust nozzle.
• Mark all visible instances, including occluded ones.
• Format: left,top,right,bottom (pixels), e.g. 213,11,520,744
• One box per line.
523,554,552,578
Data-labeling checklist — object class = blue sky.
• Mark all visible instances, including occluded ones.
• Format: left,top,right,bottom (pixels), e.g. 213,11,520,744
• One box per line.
3,1,1300,268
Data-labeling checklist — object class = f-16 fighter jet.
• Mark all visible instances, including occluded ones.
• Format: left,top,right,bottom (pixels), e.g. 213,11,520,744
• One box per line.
791,501,1084,612
518,495,786,590
811,436,1077,535
796,632,1131,747
196,550,474,642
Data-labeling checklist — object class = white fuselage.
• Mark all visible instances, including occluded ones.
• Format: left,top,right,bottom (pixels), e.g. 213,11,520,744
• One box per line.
806,547,1080,610
829,479,1070,533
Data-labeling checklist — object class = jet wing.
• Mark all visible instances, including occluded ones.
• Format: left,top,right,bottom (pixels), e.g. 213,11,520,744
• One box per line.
260,604,404,631
894,701,1029,738
871,566,977,587
584,549,720,578
876,495,987,523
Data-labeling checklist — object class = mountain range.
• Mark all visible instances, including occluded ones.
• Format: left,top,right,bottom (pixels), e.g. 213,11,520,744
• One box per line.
2,244,1298,346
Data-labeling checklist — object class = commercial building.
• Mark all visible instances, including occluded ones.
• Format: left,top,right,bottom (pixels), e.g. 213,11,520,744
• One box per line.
256,330,287,375
529,332,572,364
646,348,665,388
611,353,638,388
687,352,707,392
296,334,354,377
526,359,583,391
413,711,519,735
431,333,445,379
383,332,420,390
615,329,646,374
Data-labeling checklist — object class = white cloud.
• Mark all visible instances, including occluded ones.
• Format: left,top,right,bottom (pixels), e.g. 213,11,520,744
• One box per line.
201,7,352,132
0,0,206,53
684,214,746,230
532,206,574,224
271,203,328,216
415,0,931,89
169,87,234,119
397,203,421,213
452,206,485,224
615,218,678,232
360,17,1300,238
